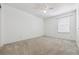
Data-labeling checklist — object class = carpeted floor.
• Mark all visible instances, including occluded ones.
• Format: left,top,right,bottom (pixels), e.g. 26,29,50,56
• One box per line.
0,36,79,55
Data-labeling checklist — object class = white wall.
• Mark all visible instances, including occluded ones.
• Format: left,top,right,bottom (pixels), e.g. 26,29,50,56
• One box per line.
76,7,79,47
0,9,1,46
1,4,44,45
45,11,76,40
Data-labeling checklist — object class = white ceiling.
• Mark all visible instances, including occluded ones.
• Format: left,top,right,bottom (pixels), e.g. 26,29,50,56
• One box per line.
5,3,78,18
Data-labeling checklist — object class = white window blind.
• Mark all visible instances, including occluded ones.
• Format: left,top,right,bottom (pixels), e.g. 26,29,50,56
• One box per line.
58,16,70,32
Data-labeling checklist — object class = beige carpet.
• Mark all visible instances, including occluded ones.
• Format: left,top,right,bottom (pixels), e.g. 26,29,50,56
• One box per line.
0,36,79,55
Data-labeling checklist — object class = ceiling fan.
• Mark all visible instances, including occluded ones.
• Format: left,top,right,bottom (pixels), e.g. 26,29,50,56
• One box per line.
33,4,54,13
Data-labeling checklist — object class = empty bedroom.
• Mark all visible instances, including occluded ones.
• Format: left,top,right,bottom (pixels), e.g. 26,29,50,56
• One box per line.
0,3,79,55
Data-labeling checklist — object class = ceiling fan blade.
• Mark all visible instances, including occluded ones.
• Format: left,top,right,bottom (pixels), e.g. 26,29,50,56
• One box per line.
0,4,1,8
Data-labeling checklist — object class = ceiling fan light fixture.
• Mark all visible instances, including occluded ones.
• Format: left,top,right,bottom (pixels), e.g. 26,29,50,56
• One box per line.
43,10,47,13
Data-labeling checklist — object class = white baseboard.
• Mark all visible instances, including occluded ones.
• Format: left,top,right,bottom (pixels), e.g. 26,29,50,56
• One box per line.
2,35,44,46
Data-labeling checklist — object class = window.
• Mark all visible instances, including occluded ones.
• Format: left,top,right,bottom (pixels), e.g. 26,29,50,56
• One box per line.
58,16,70,32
